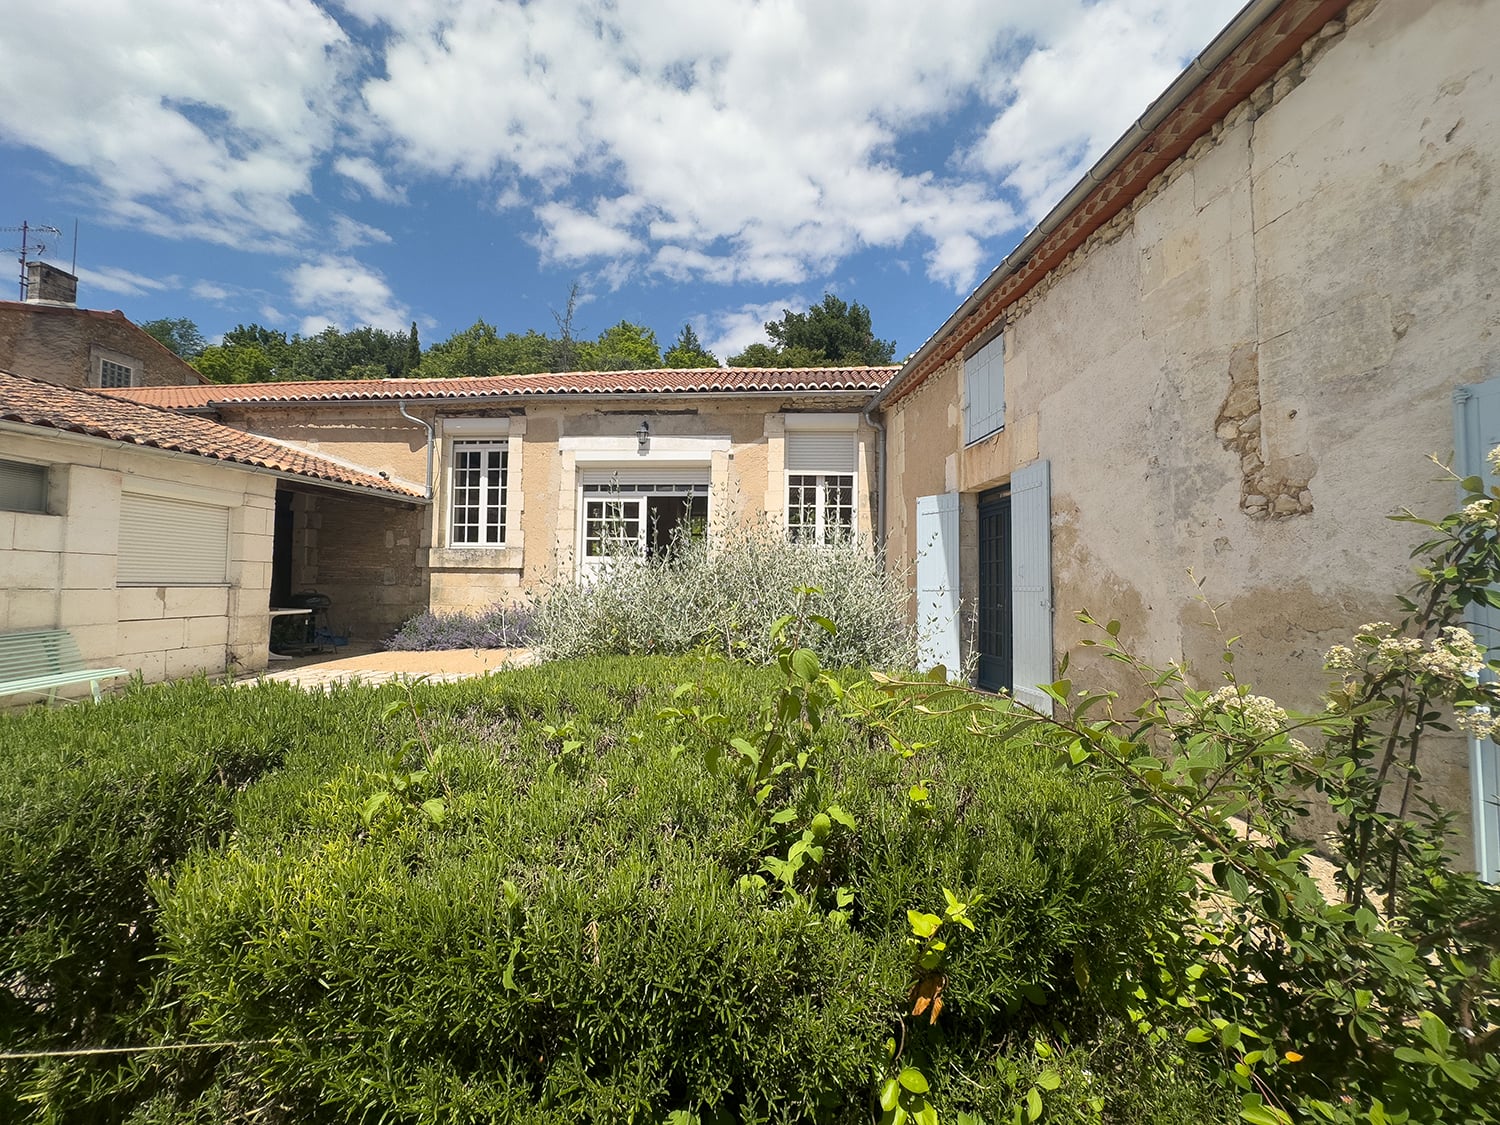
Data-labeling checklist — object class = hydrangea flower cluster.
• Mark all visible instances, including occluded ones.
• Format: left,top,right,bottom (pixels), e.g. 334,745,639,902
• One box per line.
1460,500,1498,528
1456,705,1499,742
1200,685,1289,738
1324,624,1486,685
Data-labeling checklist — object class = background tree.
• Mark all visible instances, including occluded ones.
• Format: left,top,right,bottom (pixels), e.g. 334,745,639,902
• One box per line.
138,317,206,358
549,283,582,373
189,343,283,384
420,321,558,378
406,322,421,375
728,293,895,368
579,321,661,371
663,324,719,369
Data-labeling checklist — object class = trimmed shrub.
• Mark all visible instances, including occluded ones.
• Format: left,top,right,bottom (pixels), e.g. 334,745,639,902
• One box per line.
0,678,416,1122
529,526,917,668
140,656,1207,1123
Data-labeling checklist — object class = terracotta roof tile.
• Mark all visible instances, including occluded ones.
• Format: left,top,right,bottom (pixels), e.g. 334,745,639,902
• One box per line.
0,371,423,499
104,366,896,409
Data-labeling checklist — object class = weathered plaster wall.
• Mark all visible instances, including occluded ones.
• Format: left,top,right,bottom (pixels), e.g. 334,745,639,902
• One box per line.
884,0,1499,833
0,430,275,693
0,304,204,389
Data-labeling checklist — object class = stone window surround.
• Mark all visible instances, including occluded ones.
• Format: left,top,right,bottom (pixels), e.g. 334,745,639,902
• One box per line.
783,413,861,542
430,416,524,570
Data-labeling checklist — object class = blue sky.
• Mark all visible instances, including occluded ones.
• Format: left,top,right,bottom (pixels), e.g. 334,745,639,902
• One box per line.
0,0,1242,364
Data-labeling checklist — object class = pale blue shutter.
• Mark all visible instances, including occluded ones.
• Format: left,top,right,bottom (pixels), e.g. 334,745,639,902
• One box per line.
1010,459,1053,714
1455,380,1500,883
915,493,961,675
964,333,1005,444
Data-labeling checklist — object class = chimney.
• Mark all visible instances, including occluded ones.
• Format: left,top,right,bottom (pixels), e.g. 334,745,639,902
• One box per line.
25,261,78,306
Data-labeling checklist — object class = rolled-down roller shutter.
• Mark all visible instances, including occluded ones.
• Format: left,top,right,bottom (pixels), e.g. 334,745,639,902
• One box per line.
577,467,710,489
786,431,856,473
118,492,231,585
0,460,47,513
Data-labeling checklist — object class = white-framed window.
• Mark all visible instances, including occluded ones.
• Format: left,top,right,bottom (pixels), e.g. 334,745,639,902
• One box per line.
575,470,710,572
583,497,644,558
787,473,854,545
118,492,230,585
963,327,1004,444
0,459,48,513
449,440,508,546
99,358,135,388
785,427,858,545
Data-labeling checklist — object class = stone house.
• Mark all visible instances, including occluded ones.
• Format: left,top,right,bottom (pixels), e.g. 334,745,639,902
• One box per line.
0,262,207,391
871,0,1500,877
108,369,889,643
0,372,422,686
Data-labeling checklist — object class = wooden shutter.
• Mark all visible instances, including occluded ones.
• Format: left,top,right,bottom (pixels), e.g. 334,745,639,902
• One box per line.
1009,459,1052,714
964,333,1005,444
118,493,230,585
915,493,961,675
1456,379,1500,882
786,431,856,472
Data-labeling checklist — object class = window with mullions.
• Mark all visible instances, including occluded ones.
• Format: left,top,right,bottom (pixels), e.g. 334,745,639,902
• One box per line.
787,473,854,545
449,440,508,545
583,498,643,558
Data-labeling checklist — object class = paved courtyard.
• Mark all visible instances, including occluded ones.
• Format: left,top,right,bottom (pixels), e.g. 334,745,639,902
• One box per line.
237,644,538,689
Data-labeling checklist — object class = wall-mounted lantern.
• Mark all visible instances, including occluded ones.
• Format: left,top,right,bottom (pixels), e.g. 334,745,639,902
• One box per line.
637,419,650,453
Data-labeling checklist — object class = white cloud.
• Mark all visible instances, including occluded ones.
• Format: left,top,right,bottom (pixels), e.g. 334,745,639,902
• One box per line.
532,199,647,263
191,281,233,301
74,265,170,298
0,0,352,246
353,0,1239,294
331,213,394,249
0,0,1247,312
968,0,1242,221
333,155,407,204
356,0,1057,292
702,295,806,363
285,255,409,332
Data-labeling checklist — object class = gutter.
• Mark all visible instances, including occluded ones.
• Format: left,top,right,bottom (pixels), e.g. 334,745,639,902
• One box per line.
0,419,429,505
869,0,1291,414
397,399,435,500
861,398,887,553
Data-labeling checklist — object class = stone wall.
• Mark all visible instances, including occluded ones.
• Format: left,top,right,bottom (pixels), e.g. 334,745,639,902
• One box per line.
288,489,430,644
0,303,205,389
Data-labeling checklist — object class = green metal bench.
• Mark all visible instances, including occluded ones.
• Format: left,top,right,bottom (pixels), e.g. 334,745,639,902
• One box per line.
0,629,129,704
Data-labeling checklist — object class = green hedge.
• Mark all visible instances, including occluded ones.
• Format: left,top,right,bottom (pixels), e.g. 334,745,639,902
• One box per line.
162,659,1197,1122
0,679,409,1122
1,660,1226,1123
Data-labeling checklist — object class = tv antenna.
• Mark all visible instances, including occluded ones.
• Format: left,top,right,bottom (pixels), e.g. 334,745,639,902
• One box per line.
2,221,64,300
